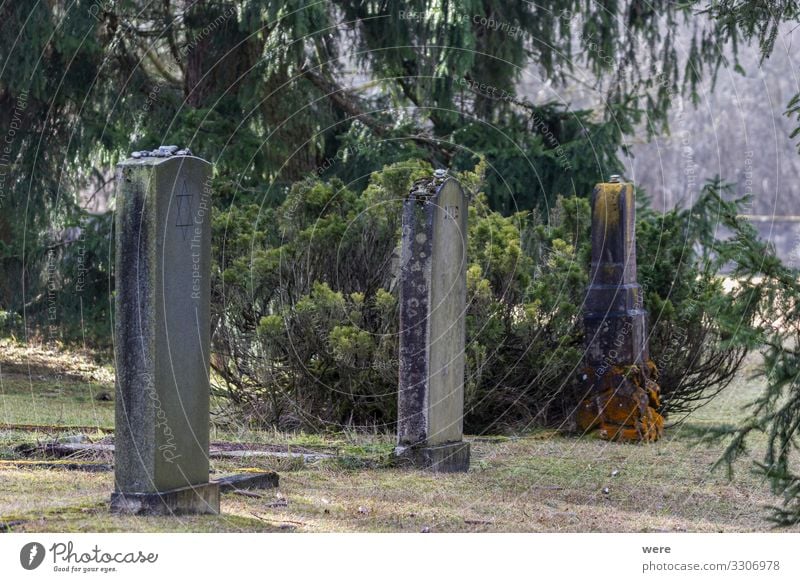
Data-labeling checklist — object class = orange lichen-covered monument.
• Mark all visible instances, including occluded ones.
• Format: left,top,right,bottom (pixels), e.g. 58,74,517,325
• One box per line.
577,178,664,442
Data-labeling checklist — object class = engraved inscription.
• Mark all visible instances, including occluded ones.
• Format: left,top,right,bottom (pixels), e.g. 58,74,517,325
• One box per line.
175,180,193,241
444,205,460,220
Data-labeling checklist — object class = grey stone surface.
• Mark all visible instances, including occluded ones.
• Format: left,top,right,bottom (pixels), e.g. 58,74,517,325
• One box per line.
110,482,220,515
584,181,648,369
213,471,280,492
45,442,115,454
396,175,469,471
395,442,470,473
210,450,332,462
113,153,214,509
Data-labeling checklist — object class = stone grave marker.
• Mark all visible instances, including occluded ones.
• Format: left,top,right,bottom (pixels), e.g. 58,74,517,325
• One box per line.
577,176,663,442
395,171,470,472
111,146,219,514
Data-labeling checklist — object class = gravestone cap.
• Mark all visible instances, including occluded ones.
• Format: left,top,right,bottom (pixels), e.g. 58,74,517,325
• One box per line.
130,145,193,159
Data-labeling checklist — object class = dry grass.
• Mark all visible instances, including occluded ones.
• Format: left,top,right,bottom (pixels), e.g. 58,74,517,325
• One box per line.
0,342,796,533
0,340,114,429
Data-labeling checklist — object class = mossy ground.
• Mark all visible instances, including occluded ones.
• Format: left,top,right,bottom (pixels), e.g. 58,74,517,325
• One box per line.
1,340,796,532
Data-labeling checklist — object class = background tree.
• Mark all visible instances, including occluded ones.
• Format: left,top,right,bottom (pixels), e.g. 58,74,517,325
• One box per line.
689,0,800,526
0,0,768,343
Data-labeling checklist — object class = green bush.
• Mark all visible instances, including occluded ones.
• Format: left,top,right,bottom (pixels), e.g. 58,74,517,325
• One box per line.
211,161,423,429
212,163,761,433
638,183,751,418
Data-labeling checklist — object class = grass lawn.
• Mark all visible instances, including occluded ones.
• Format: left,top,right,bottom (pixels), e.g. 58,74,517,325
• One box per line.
0,340,796,533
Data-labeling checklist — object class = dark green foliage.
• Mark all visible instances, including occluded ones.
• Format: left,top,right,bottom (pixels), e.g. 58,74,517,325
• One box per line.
700,187,800,525
694,1,800,524
1,212,114,348
706,1,800,60
450,102,625,213
462,192,590,431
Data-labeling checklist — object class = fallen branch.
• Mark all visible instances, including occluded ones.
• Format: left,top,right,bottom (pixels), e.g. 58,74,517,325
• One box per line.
249,512,306,527
230,489,264,499
0,423,113,433
0,459,112,472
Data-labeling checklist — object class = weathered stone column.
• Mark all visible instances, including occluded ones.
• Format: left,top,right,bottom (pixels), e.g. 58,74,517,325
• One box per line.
577,176,663,442
395,171,470,472
111,146,219,514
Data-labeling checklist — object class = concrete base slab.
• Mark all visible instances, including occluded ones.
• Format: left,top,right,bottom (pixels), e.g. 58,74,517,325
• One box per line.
395,441,470,473
211,450,331,462
213,471,279,492
110,482,220,516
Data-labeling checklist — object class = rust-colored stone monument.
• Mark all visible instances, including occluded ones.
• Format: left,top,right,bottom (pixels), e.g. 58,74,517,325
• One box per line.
577,176,663,442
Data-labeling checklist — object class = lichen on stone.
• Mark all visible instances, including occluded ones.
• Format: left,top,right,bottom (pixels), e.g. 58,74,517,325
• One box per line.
576,361,664,443
408,170,448,203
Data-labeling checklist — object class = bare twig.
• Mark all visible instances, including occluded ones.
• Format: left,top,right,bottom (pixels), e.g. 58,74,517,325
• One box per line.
231,489,264,499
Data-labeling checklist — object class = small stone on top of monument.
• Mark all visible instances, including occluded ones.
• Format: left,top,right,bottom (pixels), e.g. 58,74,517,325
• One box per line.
409,170,449,200
129,146,193,159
